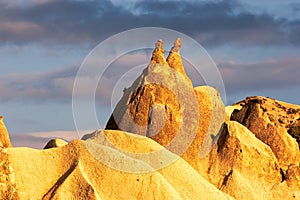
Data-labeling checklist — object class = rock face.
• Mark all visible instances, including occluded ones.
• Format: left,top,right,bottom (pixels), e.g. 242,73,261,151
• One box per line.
182,86,225,163
0,130,233,200
0,151,19,199
106,39,224,157
201,121,283,199
106,39,200,154
231,96,300,168
0,116,12,148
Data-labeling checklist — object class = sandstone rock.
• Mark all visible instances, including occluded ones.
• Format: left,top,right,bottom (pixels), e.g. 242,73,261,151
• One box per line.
43,138,68,149
0,116,12,148
166,38,192,86
190,120,285,199
182,86,225,163
231,96,300,167
225,105,242,121
0,151,19,199
0,130,233,200
106,39,200,155
82,130,233,200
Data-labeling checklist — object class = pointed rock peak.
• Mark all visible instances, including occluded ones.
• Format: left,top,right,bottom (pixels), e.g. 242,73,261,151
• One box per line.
151,39,167,65
170,38,182,53
155,39,164,50
166,38,192,86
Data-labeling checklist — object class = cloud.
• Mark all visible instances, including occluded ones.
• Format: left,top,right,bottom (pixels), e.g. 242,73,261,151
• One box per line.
10,129,91,149
0,0,299,47
219,55,300,93
1,43,298,105
0,50,150,103
0,66,77,102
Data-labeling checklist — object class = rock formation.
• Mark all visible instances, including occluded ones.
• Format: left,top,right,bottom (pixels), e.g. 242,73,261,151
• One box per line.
1,39,300,199
188,97,300,199
106,39,224,157
166,38,192,86
43,138,68,149
182,86,225,163
0,116,12,148
197,121,285,199
0,130,233,199
231,96,300,168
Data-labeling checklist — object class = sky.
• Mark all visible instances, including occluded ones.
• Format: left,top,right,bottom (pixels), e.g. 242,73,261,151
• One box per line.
0,0,299,148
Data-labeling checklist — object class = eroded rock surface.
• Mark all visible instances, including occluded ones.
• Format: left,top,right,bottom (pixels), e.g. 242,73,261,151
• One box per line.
0,130,233,200
231,96,300,167
43,138,68,149
106,39,201,154
0,116,12,149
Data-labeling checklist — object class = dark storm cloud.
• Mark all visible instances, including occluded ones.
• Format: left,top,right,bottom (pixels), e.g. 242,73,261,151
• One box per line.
0,0,299,46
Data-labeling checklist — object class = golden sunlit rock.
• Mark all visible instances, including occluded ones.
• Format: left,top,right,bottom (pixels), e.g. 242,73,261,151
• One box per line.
0,116,12,149
231,96,300,168
1,133,233,200
43,138,68,149
106,38,200,152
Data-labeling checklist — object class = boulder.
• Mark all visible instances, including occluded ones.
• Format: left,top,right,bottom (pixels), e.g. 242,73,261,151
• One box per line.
43,138,68,149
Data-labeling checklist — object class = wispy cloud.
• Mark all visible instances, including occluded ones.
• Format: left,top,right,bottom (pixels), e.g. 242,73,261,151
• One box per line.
0,50,150,103
219,55,300,92
0,66,77,101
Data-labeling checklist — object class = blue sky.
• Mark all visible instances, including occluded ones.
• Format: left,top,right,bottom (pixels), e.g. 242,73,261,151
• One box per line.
0,0,299,148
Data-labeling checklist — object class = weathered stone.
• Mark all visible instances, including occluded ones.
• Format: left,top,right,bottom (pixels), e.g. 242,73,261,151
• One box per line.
82,130,233,200
0,131,233,200
166,38,192,86
0,116,12,148
182,86,225,162
0,151,19,199
106,39,199,155
231,96,300,167
43,138,68,149
194,120,299,199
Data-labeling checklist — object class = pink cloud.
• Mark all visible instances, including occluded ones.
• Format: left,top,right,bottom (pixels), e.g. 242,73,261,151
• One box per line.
10,129,93,149
218,55,300,91
0,20,42,37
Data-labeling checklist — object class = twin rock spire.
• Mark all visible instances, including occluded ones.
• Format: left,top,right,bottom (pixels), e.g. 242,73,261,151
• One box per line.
151,38,192,86
155,38,181,53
